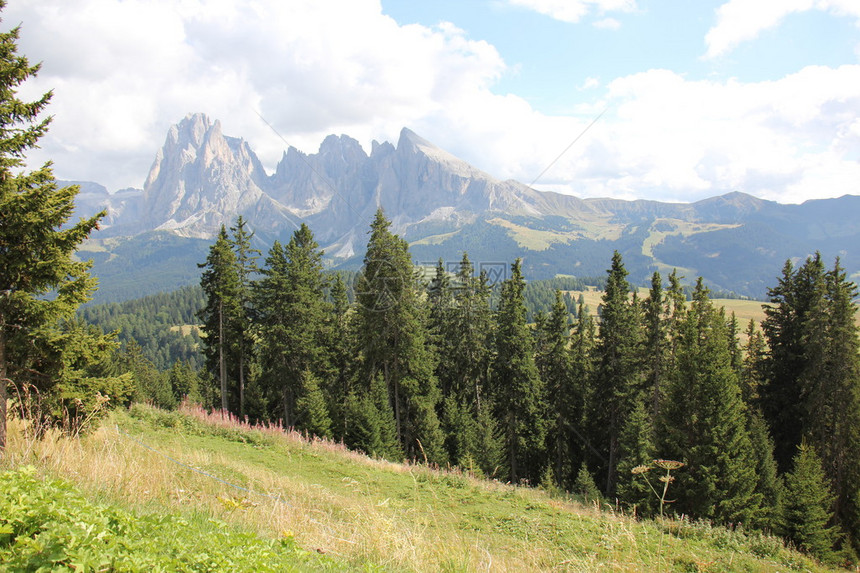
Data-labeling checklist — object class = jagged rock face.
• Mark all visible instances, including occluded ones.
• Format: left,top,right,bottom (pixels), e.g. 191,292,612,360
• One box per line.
113,114,560,246
140,113,278,238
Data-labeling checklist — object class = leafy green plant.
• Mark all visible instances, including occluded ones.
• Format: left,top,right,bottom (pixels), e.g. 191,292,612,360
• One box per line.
0,466,336,572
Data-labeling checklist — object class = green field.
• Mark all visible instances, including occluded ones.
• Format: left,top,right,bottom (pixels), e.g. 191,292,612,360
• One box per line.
1,404,836,572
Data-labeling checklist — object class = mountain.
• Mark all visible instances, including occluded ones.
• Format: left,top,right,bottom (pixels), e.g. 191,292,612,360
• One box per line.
71,113,860,302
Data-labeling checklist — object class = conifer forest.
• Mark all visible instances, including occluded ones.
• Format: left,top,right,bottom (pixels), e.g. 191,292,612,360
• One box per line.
187,210,860,563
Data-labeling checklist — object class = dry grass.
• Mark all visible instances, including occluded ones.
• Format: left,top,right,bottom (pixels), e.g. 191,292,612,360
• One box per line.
1,404,833,572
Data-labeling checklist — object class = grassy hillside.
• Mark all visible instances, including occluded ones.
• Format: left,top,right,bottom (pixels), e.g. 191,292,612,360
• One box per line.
1,404,838,572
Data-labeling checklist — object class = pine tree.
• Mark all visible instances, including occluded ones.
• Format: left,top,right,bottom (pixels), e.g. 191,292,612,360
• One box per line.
741,319,767,405
537,290,574,488
255,224,329,427
0,12,107,448
228,216,259,419
120,339,174,410
761,255,860,548
451,254,494,409
326,274,354,440
783,442,840,563
198,226,240,412
344,373,400,460
590,251,641,495
574,461,602,505
659,278,761,525
168,359,203,406
642,271,668,419
805,259,860,549
569,295,596,485
490,258,545,483
761,255,826,470
355,209,446,463
746,408,784,532
295,370,333,439
616,401,658,515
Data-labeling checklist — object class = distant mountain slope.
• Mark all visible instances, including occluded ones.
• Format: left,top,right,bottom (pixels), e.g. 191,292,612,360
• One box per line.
67,113,860,302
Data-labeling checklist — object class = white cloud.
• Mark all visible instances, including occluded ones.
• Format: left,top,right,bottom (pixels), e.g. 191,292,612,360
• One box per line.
3,0,859,206
532,66,860,203
705,0,860,59
580,77,601,90
506,0,635,24
6,0,507,191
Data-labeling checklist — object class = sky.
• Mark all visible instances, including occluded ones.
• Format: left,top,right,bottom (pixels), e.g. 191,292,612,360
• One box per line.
6,0,860,204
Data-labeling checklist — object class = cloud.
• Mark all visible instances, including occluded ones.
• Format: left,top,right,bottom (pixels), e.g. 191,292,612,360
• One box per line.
6,0,507,191
505,0,636,24
705,0,860,59
532,66,860,203
3,0,858,206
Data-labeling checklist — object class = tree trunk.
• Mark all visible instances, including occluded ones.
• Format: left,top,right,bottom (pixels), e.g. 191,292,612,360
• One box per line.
508,412,518,483
0,326,7,453
218,301,228,412
387,362,402,445
239,343,245,419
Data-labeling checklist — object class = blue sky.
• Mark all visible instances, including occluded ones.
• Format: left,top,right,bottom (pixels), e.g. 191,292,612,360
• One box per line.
7,0,860,203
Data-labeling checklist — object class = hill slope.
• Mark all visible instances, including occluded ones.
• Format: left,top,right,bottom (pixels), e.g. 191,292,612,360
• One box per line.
1,404,836,572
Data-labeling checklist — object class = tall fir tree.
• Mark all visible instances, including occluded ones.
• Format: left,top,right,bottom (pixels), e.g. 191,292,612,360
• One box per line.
761,255,860,549
590,251,642,495
659,278,761,525
0,10,119,448
255,224,330,429
198,225,240,412
761,256,826,471
354,209,445,462
490,258,546,483
537,290,575,487
326,274,354,441
228,216,259,418
569,295,597,484
805,259,860,550
783,442,841,563
616,401,658,516
642,271,668,419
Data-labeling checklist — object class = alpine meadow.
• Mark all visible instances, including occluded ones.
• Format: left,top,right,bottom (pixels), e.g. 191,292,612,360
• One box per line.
4,2,860,572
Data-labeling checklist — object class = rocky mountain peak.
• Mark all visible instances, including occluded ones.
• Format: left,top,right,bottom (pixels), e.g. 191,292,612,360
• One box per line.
137,112,277,237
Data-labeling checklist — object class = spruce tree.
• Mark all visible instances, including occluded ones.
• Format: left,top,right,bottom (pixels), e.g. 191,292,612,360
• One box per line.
805,259,860,549
537,290,574,488
198,226,240,412
326,274,354,440
761,255,860,548
355,209,445,463
659,279,761,525
295,370,333,439
746,407,784,532
228,216,259,418
344,373,400,460
0,11,108,448
761,256,826,471
590,251,641,495
490,258,545,483
616,401,657,516
642,271,668,419
255,224,329,428
570,295,596,482
783,442,840,563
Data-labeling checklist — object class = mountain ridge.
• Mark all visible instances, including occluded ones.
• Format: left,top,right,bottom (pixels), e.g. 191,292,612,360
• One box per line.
68,112,860,302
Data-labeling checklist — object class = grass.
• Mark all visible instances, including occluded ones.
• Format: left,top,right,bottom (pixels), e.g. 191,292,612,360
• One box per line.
1,403,839,572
